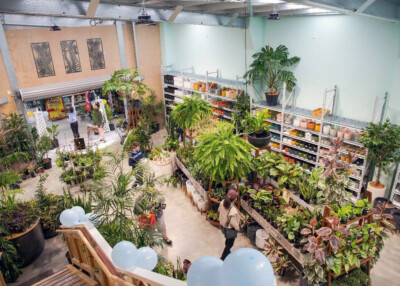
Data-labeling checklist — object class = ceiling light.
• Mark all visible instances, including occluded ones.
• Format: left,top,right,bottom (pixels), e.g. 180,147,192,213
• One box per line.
136,0,156,26
267,5,280,20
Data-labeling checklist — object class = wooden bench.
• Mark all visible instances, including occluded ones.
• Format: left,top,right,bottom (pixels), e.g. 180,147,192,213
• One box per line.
33,265,99,286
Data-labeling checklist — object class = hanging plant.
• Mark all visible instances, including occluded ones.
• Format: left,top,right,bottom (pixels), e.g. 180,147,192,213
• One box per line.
102,68,149,98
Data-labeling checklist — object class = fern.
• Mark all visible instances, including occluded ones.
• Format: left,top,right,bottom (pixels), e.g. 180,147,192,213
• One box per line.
195,122,253,182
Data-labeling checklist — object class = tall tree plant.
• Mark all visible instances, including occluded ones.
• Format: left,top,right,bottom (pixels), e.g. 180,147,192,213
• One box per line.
359,119,400,189
244,45,300,106
194,122,253,182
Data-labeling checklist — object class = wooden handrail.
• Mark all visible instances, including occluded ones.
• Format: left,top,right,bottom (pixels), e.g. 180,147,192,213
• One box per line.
58,222,186,286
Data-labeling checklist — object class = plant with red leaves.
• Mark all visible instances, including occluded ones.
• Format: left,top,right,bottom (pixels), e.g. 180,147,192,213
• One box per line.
300,216,351,264
373,201,395,230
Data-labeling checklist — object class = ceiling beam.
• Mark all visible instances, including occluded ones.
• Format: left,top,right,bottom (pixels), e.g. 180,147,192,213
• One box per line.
168,5,184,22
287,0,399,22
216,3,307,15
86,0,99,18
0,0,246,28
226,12,239,27
184,2,245,13
356,0,377,13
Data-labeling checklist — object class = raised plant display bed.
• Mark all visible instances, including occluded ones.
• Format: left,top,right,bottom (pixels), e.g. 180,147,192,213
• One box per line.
175,156,207,199
240,199,304,269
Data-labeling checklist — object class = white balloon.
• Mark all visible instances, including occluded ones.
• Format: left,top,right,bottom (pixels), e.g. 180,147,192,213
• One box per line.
134,247,158,271
59,209,79,227
71,206,85,220
111,241,138,270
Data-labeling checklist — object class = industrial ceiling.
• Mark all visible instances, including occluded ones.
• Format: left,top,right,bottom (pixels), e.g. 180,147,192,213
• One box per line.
0,0,398,29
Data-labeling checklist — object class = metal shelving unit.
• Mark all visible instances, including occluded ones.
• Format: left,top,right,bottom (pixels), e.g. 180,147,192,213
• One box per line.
390,163,400,209
250,84,371,201
161,66,245,124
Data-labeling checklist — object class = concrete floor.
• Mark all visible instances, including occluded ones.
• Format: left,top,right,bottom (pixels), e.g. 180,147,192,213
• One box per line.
11,128,400,286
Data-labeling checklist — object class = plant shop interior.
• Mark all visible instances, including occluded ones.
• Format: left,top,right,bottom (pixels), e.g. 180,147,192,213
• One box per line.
1,0,400,286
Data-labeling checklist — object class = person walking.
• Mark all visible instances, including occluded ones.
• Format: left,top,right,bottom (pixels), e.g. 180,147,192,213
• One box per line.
219,189,240,260
92,102,106,142
67,95,79,138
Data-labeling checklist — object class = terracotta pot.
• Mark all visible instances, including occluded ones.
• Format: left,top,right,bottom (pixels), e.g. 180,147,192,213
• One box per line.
276,113,282,122
338,130,344,138
323,125,331,134
344,131,353,140
285,146,290,152
307,121,315,130
289,158,295,164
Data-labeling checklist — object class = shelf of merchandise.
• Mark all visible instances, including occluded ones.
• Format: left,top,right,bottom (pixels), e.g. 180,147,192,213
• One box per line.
161,68,244,124
390,163,400,209
251,85,369,201
175,156,207,199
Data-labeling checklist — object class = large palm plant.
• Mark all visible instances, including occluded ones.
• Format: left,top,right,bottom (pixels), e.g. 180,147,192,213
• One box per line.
244,45,300,99
195,122,253,182
172,94,211,136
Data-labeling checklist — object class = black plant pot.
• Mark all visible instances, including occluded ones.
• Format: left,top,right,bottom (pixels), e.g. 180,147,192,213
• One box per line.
42,227,59,239
44,158,52,170
374,197,393,214
9,219,45,267
246,222,262,246
265,92,279,106
152,122,160,134
109,123,115,131
247,131,272,148
53,138,59,148
392,212,400,231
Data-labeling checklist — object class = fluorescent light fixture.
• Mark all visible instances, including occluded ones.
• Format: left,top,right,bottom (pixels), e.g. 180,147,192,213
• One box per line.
307,8,334,14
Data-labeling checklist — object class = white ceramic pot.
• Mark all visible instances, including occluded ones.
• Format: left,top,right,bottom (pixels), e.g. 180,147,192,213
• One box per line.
305,132,312,140
300,120,308,129
367,181,386,203
323,125,331,135
293,119,300,127
255,229,269,249
330,128,337,137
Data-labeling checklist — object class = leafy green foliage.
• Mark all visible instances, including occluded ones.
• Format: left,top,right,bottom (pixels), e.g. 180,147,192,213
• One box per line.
34,174,63,230
35,135,53,163
244,45,300,93
331,268,370,286
172,95,211,132
91,152,163,248
0,225,22,283
0,171,20,189
46,124,59,140
102,68,149,97
163,116,179,150
359,118,400,186
123,119,152,152
232,92,250,132
299,167,326,202
195,122,253,182
242,109,270,134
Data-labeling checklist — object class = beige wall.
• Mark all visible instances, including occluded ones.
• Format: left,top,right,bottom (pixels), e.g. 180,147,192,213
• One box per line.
0,51,16,115
0,23,163,123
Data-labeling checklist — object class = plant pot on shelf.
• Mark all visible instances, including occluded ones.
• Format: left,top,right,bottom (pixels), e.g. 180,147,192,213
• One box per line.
247,131,272,148
307,121,315,130
109,123,115,131
6,218,45,267
367,182,386,203
265,92,279,106
43,158,52,170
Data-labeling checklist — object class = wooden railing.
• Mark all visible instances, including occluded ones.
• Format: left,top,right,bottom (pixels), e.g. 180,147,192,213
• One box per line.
59,222,186,286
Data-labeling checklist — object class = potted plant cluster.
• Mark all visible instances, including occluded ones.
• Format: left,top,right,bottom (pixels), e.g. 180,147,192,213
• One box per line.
36,135,53,170
123,119,153,153
243,109,272,148
359,118,400,201
34,174,64,238
0,190,45,267
244,45,300,106
142,91,163,134
232,92,250,133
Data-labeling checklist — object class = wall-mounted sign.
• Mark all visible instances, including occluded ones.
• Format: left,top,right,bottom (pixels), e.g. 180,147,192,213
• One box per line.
60,40,82,74
87,38,105,70
31,42,55,78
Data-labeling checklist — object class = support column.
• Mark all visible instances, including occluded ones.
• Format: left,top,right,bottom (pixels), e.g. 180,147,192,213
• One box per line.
115,21,129,120
132,22,140,70
0,20,26,120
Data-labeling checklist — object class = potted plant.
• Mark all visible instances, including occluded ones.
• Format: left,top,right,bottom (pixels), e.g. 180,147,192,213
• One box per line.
244,45,300,106
36,135,53,170
104,103,115,131
172,94,211,145
34,174,63,239
359,119,400,201
243,109,271,148
232,92,250,134
195,122,253,183
0,191,45,267
46,124,59,148
142,91,163,134
0,227,22,283
28,164,36,178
